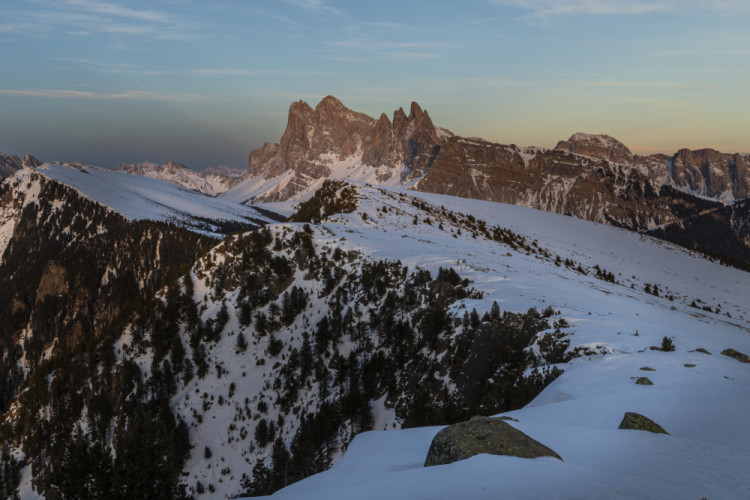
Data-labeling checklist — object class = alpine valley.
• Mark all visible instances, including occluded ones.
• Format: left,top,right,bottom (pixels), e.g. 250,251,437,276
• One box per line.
0,96,748,500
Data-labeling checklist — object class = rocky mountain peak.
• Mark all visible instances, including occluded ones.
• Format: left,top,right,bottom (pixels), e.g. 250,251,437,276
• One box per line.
409,101,423,119
555,133,634,163
0,152,41,178
315,94,347,114
393,106,408,129
246,96,441,201
23,155,41,168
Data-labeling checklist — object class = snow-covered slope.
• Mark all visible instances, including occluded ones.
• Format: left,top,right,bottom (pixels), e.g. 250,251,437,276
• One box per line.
116,161,246,196
8,180,749,499
22,164,279,237
246,185,750,499
221,156,418,217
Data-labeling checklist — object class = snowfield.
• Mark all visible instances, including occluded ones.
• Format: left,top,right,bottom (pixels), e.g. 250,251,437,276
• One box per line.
249,185,750,499
28,163,278,237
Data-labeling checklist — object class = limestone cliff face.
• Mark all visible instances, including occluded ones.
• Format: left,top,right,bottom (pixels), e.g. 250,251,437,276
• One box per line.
415,136,715,232
668,148,750,201
247,96,440,201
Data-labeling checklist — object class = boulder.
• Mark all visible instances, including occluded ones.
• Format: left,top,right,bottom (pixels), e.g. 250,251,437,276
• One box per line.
618,412,669,435
424,416,561,467
721,348,750,363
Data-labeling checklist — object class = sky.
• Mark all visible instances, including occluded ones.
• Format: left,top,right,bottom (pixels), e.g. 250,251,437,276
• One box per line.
1,0,749,170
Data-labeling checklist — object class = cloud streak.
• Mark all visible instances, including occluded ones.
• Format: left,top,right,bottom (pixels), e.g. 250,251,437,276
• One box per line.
62,0,175,24
488,0,750,17
11,0,198,40
280,0,343,16
0,88,203,102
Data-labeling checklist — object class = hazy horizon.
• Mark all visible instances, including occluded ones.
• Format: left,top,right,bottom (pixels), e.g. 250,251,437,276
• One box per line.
2,1,749,170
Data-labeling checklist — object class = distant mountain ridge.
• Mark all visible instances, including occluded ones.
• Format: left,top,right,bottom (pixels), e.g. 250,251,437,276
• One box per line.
116,160,246,196
234,96,750,266
241,95,750,205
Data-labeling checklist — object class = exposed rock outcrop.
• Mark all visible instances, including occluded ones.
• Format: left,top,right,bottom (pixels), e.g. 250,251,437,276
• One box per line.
0,153,41,178
424,416,562,467
721,348,750,363
618,412,669,434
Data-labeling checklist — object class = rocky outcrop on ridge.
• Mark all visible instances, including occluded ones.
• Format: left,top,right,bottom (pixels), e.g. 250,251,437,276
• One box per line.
424,416,562,466
0,153,41,178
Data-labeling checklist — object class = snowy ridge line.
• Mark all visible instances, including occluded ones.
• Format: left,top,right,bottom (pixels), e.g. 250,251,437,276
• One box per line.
21,163,280,237
253,183,750,499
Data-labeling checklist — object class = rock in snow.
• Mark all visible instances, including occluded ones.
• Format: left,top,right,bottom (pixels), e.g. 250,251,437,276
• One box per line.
424,417,562,466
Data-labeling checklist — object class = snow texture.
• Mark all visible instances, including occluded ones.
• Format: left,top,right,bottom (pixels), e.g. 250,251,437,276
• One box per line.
22,164,277,237
243,184,750,500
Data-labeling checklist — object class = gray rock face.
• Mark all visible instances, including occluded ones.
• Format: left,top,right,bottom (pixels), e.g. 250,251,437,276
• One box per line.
424,416,562,467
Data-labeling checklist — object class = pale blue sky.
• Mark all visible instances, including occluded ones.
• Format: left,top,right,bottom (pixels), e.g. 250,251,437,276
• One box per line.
1,0,748,169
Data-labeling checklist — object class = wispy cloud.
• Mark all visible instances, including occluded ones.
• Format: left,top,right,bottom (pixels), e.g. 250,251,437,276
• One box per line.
55,58,172,76
327,22,450,61
62,0,175,24
488,0,750,18
570,79,686,88
0,88,203,102
13,0,198,40
280,0,343,16
191,68,275,77
385,52,440,60
330,40,448,50
191,68,338,79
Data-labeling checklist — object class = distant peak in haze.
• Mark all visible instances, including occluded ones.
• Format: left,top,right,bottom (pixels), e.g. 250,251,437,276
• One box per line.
554,133,634,163
116,160,246,196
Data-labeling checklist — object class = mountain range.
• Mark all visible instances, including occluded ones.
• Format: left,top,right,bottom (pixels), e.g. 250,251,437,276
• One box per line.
228,96,750,267
0,96,748,499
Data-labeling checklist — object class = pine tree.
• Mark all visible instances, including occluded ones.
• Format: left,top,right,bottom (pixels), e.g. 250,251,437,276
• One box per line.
490,301,501,320
661,336,675,352
470,308,481,328
239,301,253,327
271,438,290,490
235,332,248,353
